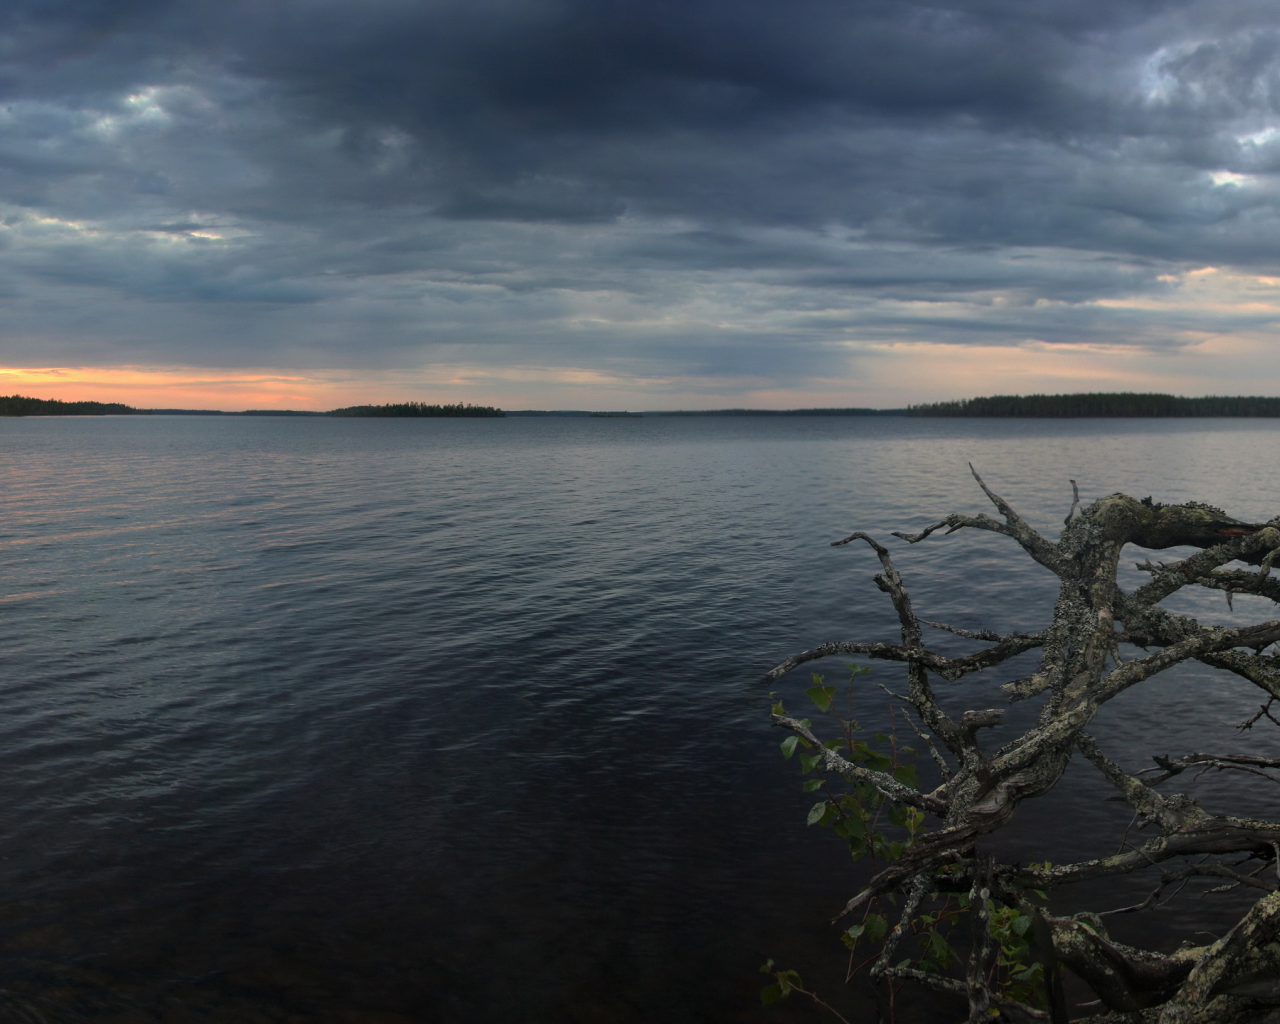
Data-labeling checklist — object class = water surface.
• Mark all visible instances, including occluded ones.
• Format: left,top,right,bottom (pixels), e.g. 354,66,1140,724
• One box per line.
1,415,1278,1022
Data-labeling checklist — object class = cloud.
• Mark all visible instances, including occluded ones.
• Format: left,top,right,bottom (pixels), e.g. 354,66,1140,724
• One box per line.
0,0,1278,404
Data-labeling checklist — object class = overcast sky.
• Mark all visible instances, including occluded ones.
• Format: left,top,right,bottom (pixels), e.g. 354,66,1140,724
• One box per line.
3,0,1280,408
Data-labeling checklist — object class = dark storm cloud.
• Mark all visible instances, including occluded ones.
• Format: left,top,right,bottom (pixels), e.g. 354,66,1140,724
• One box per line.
1,0,1280,391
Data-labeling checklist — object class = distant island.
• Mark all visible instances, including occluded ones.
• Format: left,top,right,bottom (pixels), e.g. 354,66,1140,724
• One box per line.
906,393,1280,417
0,395,506,418
328,402,505,417
0,395,145,417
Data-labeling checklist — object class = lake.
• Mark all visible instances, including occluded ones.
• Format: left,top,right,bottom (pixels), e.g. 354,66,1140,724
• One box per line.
0,414,1277,1022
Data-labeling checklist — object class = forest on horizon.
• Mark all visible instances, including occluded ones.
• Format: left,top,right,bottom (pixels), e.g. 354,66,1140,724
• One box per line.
905,393,1280,417
6,392,1280,418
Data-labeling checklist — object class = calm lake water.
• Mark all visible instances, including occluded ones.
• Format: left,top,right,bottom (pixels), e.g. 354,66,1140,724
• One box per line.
0,414,1277,1023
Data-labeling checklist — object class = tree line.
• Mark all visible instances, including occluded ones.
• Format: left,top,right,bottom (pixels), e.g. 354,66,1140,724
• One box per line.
0,395,145,416
0,395,507,417
907,392,1280,417
326,402,505,417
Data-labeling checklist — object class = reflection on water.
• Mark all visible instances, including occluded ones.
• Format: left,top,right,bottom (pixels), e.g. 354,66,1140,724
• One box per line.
0,415,1277,1021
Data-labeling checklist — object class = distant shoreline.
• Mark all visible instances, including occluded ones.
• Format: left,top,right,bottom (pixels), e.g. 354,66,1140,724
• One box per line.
905,393,1280,417
0,396,505,418
5,392,1280,418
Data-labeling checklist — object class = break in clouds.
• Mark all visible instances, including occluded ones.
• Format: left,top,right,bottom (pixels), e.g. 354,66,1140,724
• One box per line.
3,0,1280,401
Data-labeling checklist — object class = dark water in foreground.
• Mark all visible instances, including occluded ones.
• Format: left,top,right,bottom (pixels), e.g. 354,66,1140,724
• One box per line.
1,415,1278,1023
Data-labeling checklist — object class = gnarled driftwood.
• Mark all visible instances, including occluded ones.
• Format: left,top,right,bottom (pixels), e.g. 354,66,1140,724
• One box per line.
766,469,1280,1023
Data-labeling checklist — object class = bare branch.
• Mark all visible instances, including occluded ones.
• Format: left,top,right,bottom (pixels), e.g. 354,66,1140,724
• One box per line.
891,512,1018,545
870,873,929,979
1161,891,1280,1023
1130,541,1255,609
759,631,1048,686
1197,649,1280,702
1195,569,1280,605
760,640,919,683
967,852,996,1024
1237,697,1280,732
967,464,1064,572
771,714,948,816
1101,862,1277,917
1046,913,1198,1012
882,965,1050,1023
1013,819,1280,891
902,711,953,780
1092,621,1280,706
1076,733,1210,831
1140,752,1280,787
960,708,1004,747
890,467,1063,573
1064,479,1080,526
920,619,1026,643
829,532,924,648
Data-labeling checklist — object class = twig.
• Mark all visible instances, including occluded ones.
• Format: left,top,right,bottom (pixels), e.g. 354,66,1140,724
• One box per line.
919,619,1020,643
901,710,952,780
1139,752,1280,787
871,874,929,979
1238,697,1280,732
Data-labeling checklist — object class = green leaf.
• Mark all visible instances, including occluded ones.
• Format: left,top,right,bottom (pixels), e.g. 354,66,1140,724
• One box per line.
806,801,829,826
780,735,799,759
771,701,785,716
801,779,823,792
760,984,783,1005
823,737,844,750
1012,915,1032,937
805,684,838,713
798,753,821,774
845,924,865,940
893,763,920,787
863,914,888,943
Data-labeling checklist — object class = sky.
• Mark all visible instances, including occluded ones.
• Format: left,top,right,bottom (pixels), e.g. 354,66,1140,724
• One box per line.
3,0,1280,410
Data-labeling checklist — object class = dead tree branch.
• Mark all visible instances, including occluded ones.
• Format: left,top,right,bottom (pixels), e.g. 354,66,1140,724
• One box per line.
765,475,1280,1023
